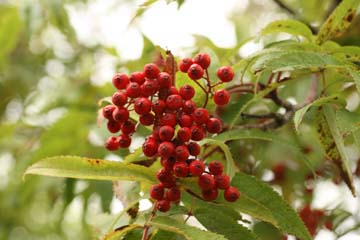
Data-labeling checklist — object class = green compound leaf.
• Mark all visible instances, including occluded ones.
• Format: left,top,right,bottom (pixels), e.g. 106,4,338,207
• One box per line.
24,156,157,184
316,0,360,44
332,46,360,62
294,94,345,133
150,216,227,240
103,224,143,240
336,109,360,134
228,173,312,240
261,19,314,42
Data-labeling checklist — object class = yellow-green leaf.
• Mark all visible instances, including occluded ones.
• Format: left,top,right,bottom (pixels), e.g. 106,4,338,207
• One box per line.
103,224,143,240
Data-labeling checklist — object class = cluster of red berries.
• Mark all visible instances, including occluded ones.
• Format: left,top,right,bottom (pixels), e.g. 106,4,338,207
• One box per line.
101,52,239,212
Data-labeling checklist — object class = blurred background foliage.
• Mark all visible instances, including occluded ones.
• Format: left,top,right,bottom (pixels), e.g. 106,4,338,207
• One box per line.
0,0,360,239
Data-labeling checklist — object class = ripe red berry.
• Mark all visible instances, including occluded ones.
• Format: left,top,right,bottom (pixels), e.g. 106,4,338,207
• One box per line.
150,183,165,200
158,141,175,158
142,140,158,157
175,145,190,162
134,97,152,115
117,134,131,148
173,161,189,177
141,79,159,97
224,186,240,202
126,82,141,98
121,120,136,135
129,71,145,85
161,113,177,127
198,174,215,190
112,73,129,90
166,94,183,110
217,66,234,82
161,157,176,173
139,113,154,126
206,118,222,133
179,85,195,100
157,72,172,88
192,108,209,124
168,86,179,95
215,174,230,189
105,136,120,151
187,64,204,80
112,92,127,106
214,89,230,105
188,142,200,156
179,58,193,73
189,160,205,176
183,100,196,114
102,105,116,119
156,199,171,212
166,187,181,202
178,114,193,128
156,168,174,185
202,188,218,201
194,53,211,69
177,127,191,142
107,120,121,133
143,63,160,79
190,125,204,141
208,161,224,175
159,125,175,141
112,107,129,123
152,99,166,115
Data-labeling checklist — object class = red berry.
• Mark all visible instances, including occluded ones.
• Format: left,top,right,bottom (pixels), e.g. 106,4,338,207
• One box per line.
272,163,286,182
168,86,179,95
112,73,129,90
208,161,224,175
126,82,141,98
179,85,195,100
177,127,191,142
192,108,209,125
152,99,166,115
150,183,165,200
206,118,222,133
112,107,129,123
198,174,215,190
183,100,196,114
112,92,127,106
202,188,218,201
156,199,171,212
215,174,230,189
189,160,205,176
166,94,183,110
107,120,121,133
156,168,174,186
214,89,230,105
179,58,193,73
178,114,193,128
105,136,120,151
190,125,204,141
173,161,189,177
102,105,116,119
159,125,175,141
121,120,136,135
175,145,190,162
194,53,211,69
134,97,152,115
139,113,154,126
142,140,158,157
217,66,234,82
141,79,159,97
224,186,240,202
188,142,200,156
157,72,172,88
161,113,177,127
130,71,145,85
187,63,204,80
166,187,181,202
143,63,160,79
117,134,131,148
161,157,176,172
158,141,175,158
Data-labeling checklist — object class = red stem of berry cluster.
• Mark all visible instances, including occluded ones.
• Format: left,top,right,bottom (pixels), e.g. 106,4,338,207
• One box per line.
141,204,157,240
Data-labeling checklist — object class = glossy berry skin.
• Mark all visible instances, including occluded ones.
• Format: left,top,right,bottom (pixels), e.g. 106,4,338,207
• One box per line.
112,92,127,106
159,125,175,141
187,64,204,80
107,120,121,133
217,66,234,82
118,134,131,148
202,188,218,201
102,105,116,119
178,114,193,128
166,94,183,110
189,160,205,176
168,86,179,95
156,168,173,183
208,161,224,175
224,186,240,202
112,107,129,123
183,100,196,114
141,79,158,97
166,187,181,202
190,125,204,141
161,157,176,173
126,82,141,98
143,63,160,79
192,108,209,125
139,113,154,126
121,120,136,135
152,99,166,115
129,71,145,85
179,85,195,100
194,53,211,69
112,73,129,90
150,183,165,200
156,199,171,212
161,113,177,127
215,174,230,189
179,58,193,73
134,97,152,115
142,140,158,157
206,118,222,133
214,89,230,105
174,145,190,162
198,174,215,190
177,127,191,142
188,142,200,156
173,161,189,177
105,136,119,151
158,141,175,158
157,72,172,88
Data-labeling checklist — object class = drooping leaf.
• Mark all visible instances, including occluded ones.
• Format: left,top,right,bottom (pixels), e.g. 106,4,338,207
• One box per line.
103,224,143,240
24,156,157,184
316,0,360,44
150,216,227,240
